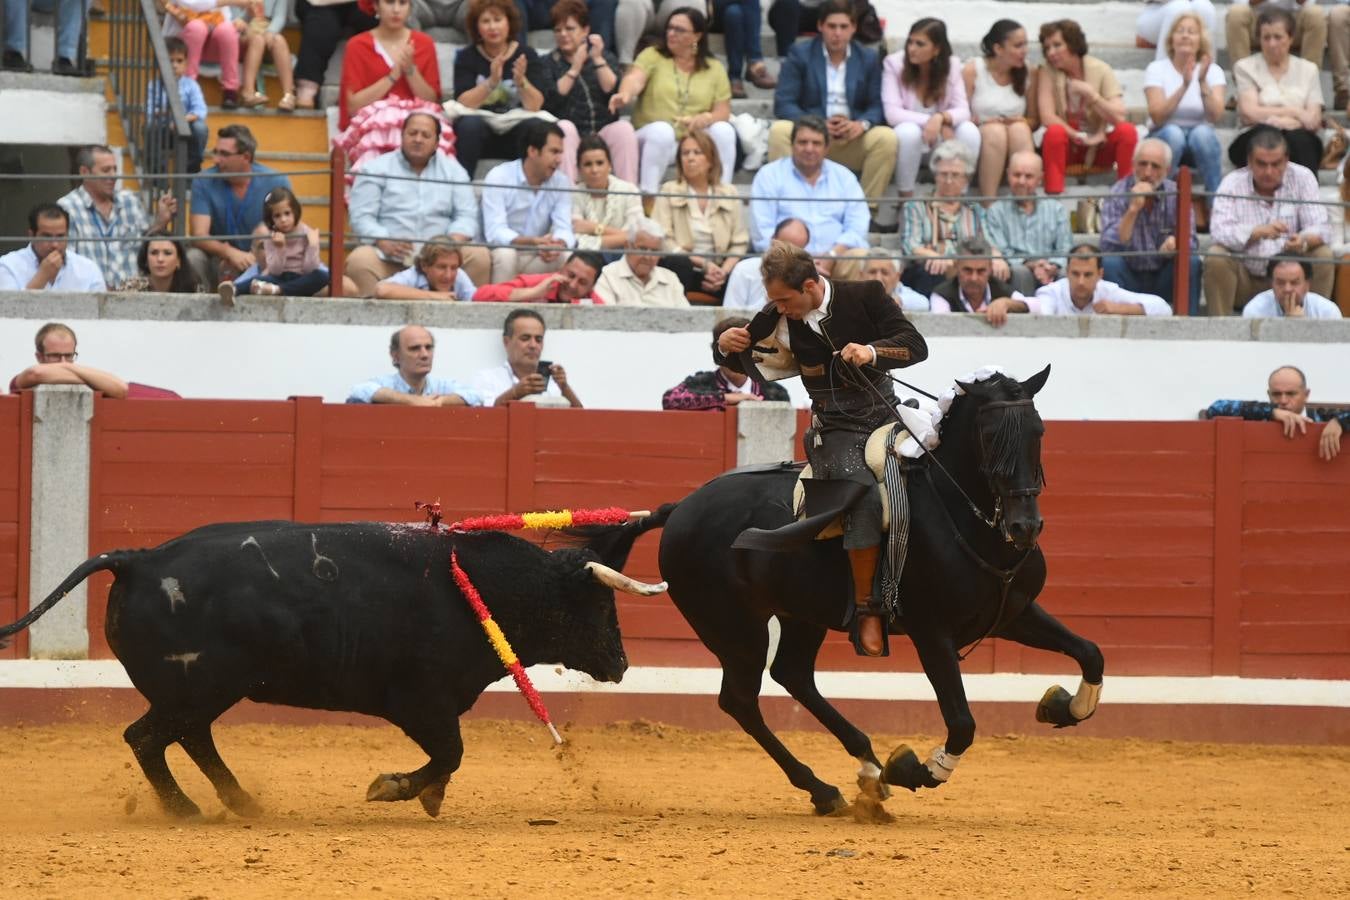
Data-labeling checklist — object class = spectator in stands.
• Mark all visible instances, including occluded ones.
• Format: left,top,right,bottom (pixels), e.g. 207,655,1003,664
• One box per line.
474,250,604,303
1206,126,1332,315
1331,4,1350,112
900,139,1003,296
117,239,203,293
160,0,243,108
517,0,617,47
716,0,779,98
58,146,177,291
1037,19,1138,196
572,135,642,254
481,120,575,282
452,0,546,176
928,236,1034,327
1137,0,1217,62
595,218,687,306
652,128,747,299
473,308,584,406
1144,13,1225,199
724,217,810,310
611,6,738,199
1226,0,1326,77
540,1,638,184
2,0,87,74
771,0,894,228
963,19,1037,207
147,37,209,173
294,0,377,110
239,0,297,111
1035,243,1173,316
1100,138,1200,315
10,323,127,398
0,204,106,293
1242,255,1344,318
226,187,327,298
883,17,981,200
188,124,291,284
662,316,791,410
1206,364,1345,461
376,237,478,300
347,325,481,406
750,116,869,273
347,112,487,294
1230,6,1325,173
983,151,1073,297
854,251,929,312
338,0,440,131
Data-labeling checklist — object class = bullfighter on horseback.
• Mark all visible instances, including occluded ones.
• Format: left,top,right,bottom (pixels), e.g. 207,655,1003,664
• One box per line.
715,241,928,657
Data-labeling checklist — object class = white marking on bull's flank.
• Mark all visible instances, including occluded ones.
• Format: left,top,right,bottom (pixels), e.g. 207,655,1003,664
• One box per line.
164,652,201,673
161,577,186,612
310,534,338,581
240,536,280,579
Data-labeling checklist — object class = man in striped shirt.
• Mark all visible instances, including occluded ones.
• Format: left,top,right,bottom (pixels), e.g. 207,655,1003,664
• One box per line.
1204,126,1332,315
983,152,1074,298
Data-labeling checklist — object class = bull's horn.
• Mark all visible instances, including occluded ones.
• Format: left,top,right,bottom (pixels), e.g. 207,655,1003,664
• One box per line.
584,561,668,596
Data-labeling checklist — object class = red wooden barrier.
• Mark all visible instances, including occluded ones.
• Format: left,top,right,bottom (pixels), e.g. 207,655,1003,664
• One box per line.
69,403,1350,677
0,395,30,660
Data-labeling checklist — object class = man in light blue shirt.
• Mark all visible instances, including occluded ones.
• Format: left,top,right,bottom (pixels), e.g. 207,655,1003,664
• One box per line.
346,325,482,406
1242,256,1344,319
748,115,870,274
346,113,487,296
0,204,106,293
481,120,575,283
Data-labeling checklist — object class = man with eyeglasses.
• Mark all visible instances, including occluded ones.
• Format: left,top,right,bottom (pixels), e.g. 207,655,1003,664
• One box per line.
188,123,291,286
1205,365,1347,462
9,322,128,398
0,204,106,293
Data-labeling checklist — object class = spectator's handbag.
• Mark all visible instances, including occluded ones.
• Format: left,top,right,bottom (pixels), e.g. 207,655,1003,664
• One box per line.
441,100,557,134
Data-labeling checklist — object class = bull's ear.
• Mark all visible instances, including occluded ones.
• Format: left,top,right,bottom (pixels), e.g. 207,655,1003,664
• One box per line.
1020,365,1051,397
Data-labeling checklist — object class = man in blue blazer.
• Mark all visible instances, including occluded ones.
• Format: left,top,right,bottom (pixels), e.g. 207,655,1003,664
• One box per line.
769,0,895,221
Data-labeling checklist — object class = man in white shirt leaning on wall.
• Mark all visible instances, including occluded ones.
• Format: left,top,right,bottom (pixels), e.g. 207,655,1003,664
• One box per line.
1035,243,1173,316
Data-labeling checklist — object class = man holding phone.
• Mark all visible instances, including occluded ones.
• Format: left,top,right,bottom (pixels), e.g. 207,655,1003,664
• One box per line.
1099,137,1199,314
472,309,584,408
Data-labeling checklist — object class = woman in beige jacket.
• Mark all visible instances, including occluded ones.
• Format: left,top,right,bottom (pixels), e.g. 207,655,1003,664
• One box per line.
650,128,748,301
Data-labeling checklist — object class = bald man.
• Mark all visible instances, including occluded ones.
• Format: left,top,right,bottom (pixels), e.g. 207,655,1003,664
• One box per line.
346,325,481,406
983,150,1075,297
1205,365,1347,462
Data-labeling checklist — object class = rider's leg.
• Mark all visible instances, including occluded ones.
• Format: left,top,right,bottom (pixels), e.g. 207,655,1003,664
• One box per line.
848,544,884,657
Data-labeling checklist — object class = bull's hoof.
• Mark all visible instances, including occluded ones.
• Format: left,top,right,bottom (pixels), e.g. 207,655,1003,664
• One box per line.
812,789,848,816
417,775,451,818
1036,685,1079,729
882,744,941,792
366,773,411,802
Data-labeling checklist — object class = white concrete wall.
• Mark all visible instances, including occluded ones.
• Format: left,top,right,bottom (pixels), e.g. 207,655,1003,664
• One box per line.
0,89,106,147
3,315,1348,420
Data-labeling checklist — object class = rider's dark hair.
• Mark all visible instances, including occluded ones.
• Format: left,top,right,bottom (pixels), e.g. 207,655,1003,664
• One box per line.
760,240,820,290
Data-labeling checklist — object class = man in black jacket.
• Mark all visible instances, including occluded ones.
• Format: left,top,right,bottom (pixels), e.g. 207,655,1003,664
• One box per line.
716,242,928,656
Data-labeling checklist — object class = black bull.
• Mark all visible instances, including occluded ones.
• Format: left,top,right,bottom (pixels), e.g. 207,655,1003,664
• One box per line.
652,367,1106,814
0,519,666,819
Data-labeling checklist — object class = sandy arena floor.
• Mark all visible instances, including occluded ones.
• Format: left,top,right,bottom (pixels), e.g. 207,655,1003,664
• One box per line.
0,718,1345,898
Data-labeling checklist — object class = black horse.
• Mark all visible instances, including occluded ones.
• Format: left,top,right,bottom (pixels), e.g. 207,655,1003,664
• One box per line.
652,366,1105,814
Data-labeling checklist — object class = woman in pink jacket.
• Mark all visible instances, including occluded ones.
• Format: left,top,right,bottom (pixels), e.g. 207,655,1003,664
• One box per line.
882,17,982,197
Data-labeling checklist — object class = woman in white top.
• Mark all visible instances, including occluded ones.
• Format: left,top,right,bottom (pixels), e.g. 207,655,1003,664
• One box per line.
963,20,1038,206
1144,13,1225,194
1136,0,1217,61
572,135,642,253
1230,5,1324,172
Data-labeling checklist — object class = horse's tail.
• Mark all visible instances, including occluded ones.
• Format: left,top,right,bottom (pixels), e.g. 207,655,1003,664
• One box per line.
0,552,132,647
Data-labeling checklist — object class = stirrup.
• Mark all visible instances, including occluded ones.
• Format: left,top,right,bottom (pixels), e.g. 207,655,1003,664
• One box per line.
849,598,890,658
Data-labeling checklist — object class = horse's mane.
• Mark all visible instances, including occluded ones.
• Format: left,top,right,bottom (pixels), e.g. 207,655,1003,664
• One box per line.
942,373,1039,480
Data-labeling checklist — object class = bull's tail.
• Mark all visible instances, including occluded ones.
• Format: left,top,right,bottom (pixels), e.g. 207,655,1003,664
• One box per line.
0,552,130,646
562,502,680,572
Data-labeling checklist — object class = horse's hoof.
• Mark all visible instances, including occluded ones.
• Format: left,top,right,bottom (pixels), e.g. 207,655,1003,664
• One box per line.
812,790,848,816
882,744,941,791
227,793,264,819
858,773,892,801
1036,685,1078,729
417,776,450,818
366,773,410,802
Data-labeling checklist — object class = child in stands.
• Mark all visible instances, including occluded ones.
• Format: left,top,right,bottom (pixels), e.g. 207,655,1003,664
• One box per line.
224,187,327,298
239,0,298,111
147,37,208,174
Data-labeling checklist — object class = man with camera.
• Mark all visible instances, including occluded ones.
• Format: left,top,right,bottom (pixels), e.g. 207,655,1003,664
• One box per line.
472,309,584,408
1099,137,1200,315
